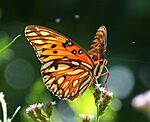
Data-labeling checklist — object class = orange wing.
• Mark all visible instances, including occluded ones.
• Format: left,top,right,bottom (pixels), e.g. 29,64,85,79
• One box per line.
88,26,107,64
25,25,94,100
88,26,108,77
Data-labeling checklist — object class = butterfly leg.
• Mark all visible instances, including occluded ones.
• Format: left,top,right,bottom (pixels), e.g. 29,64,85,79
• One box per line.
100,65,110,90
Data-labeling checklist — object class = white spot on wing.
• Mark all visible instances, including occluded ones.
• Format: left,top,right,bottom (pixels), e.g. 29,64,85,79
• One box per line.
79,72,89,78
71,61,80,66
81,62,92,69
26,32,37,36
53,87,58,92
36,48,43,51
79,84,89,94
59,89,63,95
79,76,91,90
71,92,75,96
73,80,79,87
74,87,79,95
42,61,54,70
51,84,57,92
58,64,70,70
65,69,84,75
31,40,45,44
62,81,69,89
40,31,50,36
56,89,63,96
62,57,68,61
56,91,59,95
49,66,56,72
35,27,40,31
64,88,69,97
25,29,32,32
43,75,49,82
49,64,70,72
36,50,42,54
57,77,65,85
50,84,57,92
46,77,55,86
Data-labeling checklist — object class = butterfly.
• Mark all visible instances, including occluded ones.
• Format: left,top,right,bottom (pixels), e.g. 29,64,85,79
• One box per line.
25,25,109,100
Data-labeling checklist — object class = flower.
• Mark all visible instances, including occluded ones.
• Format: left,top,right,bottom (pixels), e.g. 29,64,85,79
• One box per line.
79,114,94,122
93,84,113,121
132,90,150,114
26,101,56,122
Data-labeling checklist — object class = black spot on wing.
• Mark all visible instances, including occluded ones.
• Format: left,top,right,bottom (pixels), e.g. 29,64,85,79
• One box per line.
53,50,58,54
62,40,74,48
71,50,77,55
78,49,83,54
54,65,58,70
51,44,57,48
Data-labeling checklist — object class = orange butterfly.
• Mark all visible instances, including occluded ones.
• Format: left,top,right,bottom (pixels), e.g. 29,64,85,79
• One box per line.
25,25,109,100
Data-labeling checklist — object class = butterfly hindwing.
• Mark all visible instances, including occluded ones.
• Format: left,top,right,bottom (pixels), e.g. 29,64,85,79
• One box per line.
88,26,108,77
41,58,93,100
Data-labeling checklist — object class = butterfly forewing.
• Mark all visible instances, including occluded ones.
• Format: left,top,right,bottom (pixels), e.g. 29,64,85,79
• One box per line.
25,25,94,100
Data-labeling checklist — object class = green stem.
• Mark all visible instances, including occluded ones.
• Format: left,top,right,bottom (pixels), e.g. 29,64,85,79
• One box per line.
97,106,100,122
0,34,21,53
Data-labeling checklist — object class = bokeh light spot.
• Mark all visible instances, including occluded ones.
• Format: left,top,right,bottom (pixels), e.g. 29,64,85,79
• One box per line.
0,49,14,65
108,65,135,99
138,66,150,88
5,58,35,89
74,14,80,19
55,18,61,23
58,101,75,122
110,98,122,111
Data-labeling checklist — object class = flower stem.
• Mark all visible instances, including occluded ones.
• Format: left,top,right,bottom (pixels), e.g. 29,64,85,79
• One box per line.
8,106,21,122
0,92,7,122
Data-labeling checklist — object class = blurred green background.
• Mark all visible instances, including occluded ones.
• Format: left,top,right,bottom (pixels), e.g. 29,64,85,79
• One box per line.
0,0,150,122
